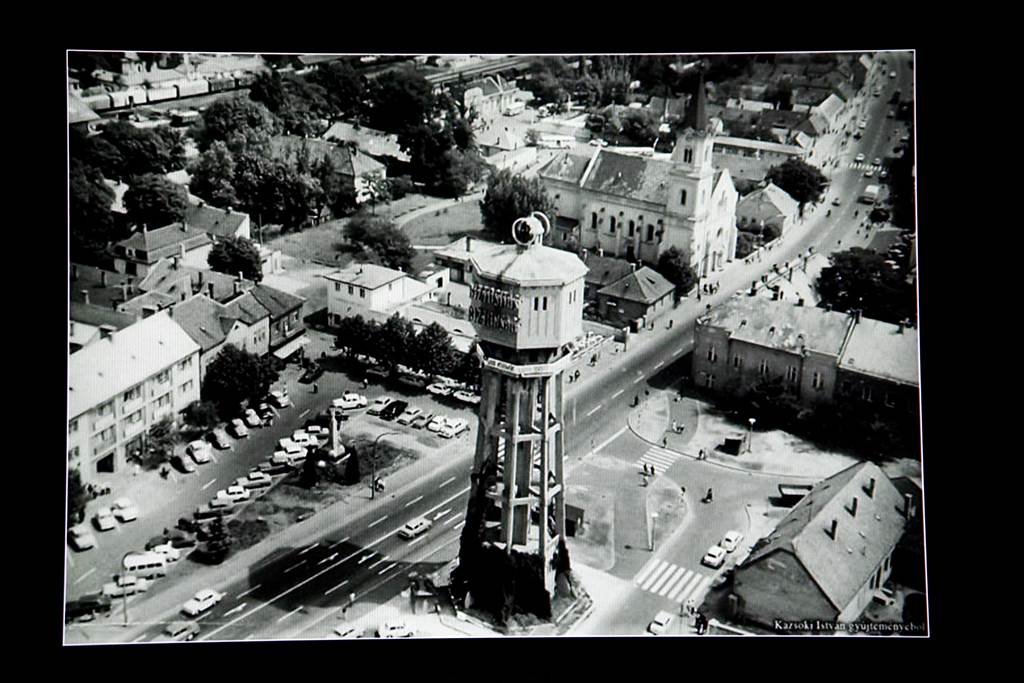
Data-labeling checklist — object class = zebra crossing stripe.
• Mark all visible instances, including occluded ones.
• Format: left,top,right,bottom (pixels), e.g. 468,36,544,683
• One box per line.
667,569,696,601
640,561,671,591
649,564,681,594
633,558,661,586
657,566,688,597
674,573,706,602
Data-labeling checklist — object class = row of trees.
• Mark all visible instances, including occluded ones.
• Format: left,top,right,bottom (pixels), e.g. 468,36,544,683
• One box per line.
334,314,480,387
343,214,415,272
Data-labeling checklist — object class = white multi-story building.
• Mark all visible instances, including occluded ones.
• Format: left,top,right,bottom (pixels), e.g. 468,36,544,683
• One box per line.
67,311,200,483
324,263,436,326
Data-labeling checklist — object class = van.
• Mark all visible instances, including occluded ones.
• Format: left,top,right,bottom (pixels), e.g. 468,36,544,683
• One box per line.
122,551,168,578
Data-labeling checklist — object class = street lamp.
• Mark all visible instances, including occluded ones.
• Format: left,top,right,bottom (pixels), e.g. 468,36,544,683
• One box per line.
650,512,659,552
747,418,756,453
120,552,135,628
371,432,400,500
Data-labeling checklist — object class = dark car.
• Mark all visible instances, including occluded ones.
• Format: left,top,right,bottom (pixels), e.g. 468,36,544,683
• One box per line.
147,529,197,550
258,460,293,476
379,399,408,421
299,363,325,384
66,593,112,623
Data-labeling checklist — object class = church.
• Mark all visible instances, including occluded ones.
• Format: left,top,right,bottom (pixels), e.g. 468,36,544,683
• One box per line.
538,80,739,279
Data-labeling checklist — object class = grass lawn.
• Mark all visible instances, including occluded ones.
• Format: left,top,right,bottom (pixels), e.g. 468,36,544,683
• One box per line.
401,200,487,246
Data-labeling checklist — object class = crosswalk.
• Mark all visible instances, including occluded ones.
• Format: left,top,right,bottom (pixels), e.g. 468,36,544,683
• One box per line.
848,162,881,172
635,444,684,475
633,558,712,604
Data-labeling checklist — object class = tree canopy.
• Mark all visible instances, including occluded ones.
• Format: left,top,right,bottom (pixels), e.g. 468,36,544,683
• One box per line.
344,214,415,272
72,122,186,180
655,247,698,296
67,468,89,528
69,159,119,256
193,96,279,154
202,344,279,415
815,247,917,325
208,235,264,283
766,158,828,210
480,169,555,239
189,141,239,208
124,173,189,230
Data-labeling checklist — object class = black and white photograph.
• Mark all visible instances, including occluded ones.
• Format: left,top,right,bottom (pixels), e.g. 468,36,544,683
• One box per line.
64,50,926,643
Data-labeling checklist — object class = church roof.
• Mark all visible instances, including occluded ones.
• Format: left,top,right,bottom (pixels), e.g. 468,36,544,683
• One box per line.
537,152,591,184
581,150,673,205
681,76,709,132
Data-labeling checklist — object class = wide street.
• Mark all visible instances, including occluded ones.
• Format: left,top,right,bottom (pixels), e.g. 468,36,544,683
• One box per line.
66,54,914,642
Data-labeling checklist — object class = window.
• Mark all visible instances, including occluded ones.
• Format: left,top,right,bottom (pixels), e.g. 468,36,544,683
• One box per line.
155,369,170,384
759,359,769,376
179,357,193,372
861,385,873,402
628,220,635,236
125,409,143,425
542,297,548,311
68,446,79,462
812,371,823,390
97,401,114,417
680,189,687,206
609,216,616,233
534,297,539,311
884,392,896,408
348,285,354,295
156,393,172,408
786,366,798,383
69,419,79,434
705,373,715,389
683,148,693,164
591,212,598,229
647,225,655,241
732,356,741,369
388,283,393,291
95,425,116,445
334,282,340,292
123,385,142,403
359,289,366,299
707,345,717,363
181,380,193,394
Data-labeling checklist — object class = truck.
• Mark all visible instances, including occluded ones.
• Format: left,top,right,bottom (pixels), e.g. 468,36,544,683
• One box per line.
859,184,881,205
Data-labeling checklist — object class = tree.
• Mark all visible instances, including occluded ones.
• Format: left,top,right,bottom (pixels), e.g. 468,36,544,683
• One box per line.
69,160,118,255
300,448,326,488
202,344,279,415
124,173,189,230
452,349,482,389
766,158,828,211
334,315,375,359
364,173,392,215
199,515,232,564
143,415,180,469
619,108,661,146
365,68,436,134
308,61,367,119
480,169,556,238
410,323,457,378
183,400,220,431
208,235,264,283
70,127,124,179
344,214,415,272
655,247,698,297
189,141,239,208
342,447,361,484
815,247,917,325
432,148,488,198
68,468,89,528
374,314,416,373
528,71,568,106
101,121,185,178
888,134,915,230
194,96,279,154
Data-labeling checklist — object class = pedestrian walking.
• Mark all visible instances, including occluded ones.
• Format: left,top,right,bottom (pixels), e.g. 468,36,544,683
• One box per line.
662,437,668,448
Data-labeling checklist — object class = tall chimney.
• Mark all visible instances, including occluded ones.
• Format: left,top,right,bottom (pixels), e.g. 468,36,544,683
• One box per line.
226,206,233,215
233,281,242,296
121,282,129,301
237,271,243,282
466,236,472,252
82,290,90,305
847,496,858,517
864,477,876,498
582,248,589,262
208,282,215,299
825,303,832,312
854,309,862,323
826,519,838,540
897,320,905,333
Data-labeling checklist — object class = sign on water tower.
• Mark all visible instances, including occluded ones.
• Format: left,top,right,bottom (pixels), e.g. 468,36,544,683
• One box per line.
468,283,521,333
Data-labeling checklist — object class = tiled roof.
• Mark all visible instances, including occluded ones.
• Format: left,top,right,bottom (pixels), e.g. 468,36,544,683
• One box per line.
69,94,101,125
116,224,212,262
249,284,305,319
103,178,129,214
223,291,270,325
742,462,907,613
324,263,406,290
469,244,588,287
738,182,800,218
714,136,806,157
183,203,248,239
68,311,199,419
298,54,346,66
704,297,854,357
170,295,235,352
580,253,635,288
433,236,507,266
597,266,674,304
814,93,845,122
537,152,591,184
759,109,809,130
137,258,250,303
839,317,920,387
118,290,179,315
322,121,409,162
581,150,673,205
269,135,385,178
69,301,137,330
69,264,141,309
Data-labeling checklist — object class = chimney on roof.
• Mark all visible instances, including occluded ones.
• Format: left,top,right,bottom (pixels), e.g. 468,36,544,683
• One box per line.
199,199,206,208
121,282,129,301
864,477,876,498
847,496,858,517
582,249,588,262
631,262,638,272
597,247,604,257
179,243,186,261
826,519,838,540
142,305,158,319
100,271,108,287
237,271,243,282
181,221,188,232
466,235,472,252
226,206,233,215
233,281,242,296
82,290,90,305
825,303,832,312
99,324,116,340
208,282,215,298
902,492,916,520
797,297,805,306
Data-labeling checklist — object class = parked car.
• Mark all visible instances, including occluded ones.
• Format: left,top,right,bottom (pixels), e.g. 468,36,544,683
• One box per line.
216,485,251,505
147,530,197,550
66,593,112,622
258,403,278,425
452,390,481,405
648,611,674,635
721,530,744,553
873,157,881,166
103,574,150,598
187,440,213,464
376,619,416,638
162,620,201,641
237,471,274,490
69,523,97,551
588,138,608,147
702,545,728,569
426,382,454,397
855,152,866,163
268,390,293,408
831,197,841,207
397,406,422,425
171,453,196,473
333,624,363,639
439,418,469,439
112,498,139,522
182,588,225,617
299,363,325,384
258,459,293,475
209,428,232,450
292,429,322,449
367,396,394,415
879,170,889,179
151,542,182,562
365,366,389,380
379,399,408,421
93,507,117,531
243,408,263,428
398,517,433,539
427,415,448,432
864,169,874,178
410,413,433,429
194,503,231,519
230,418,250,438
398,373,428,389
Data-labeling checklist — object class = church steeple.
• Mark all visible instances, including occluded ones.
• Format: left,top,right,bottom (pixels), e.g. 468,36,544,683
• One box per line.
681,74,708,132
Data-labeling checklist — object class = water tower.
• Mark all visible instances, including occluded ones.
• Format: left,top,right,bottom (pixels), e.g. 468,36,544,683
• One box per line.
457,213,588,607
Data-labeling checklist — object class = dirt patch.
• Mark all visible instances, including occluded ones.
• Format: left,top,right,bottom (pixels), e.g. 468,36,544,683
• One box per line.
648,478,685,535
565,486,614,571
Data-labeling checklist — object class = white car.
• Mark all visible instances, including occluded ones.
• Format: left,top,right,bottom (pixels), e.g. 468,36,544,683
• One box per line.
243,408,263,428
333,392,368,410
377,619,415,638
151,542,181,562
702,545,728,569
452,390,481,405
236,471,274,489
187,440,213,464
721,530,744,553
291,430,319,448
858,120,867,130
103,574,150,598
93,507,117,531
69,524,97,551
216,485,252,504
277,437,302,452
182,589,225,617
334,624,363,639
864,170,874,178
889,70,897,78
648,610,674,635
588,138,608,147
398,517,433,540
230,418,250,438
873,158,881,167
439,418,469,439
268,390,293,408
112,498,138,522
855,153,866,163
426,383,453,397
367,396,394,416
396,407,422,425
427,415,449,433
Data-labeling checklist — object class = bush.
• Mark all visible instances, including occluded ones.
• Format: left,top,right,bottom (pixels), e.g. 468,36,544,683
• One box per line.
388,175,416,200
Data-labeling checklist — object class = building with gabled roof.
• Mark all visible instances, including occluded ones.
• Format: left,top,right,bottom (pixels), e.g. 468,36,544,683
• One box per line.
183,202,251,240
69,302,138,353
170,293,270,379
324,262,435,326
539,78,738,277
269,135,387,206
248,284,308,359
836,316,920,415
732,462,910,628
111,223,214,276
322,121,410,163
736,181,801,236
596,265,675,327
67,310,200,484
